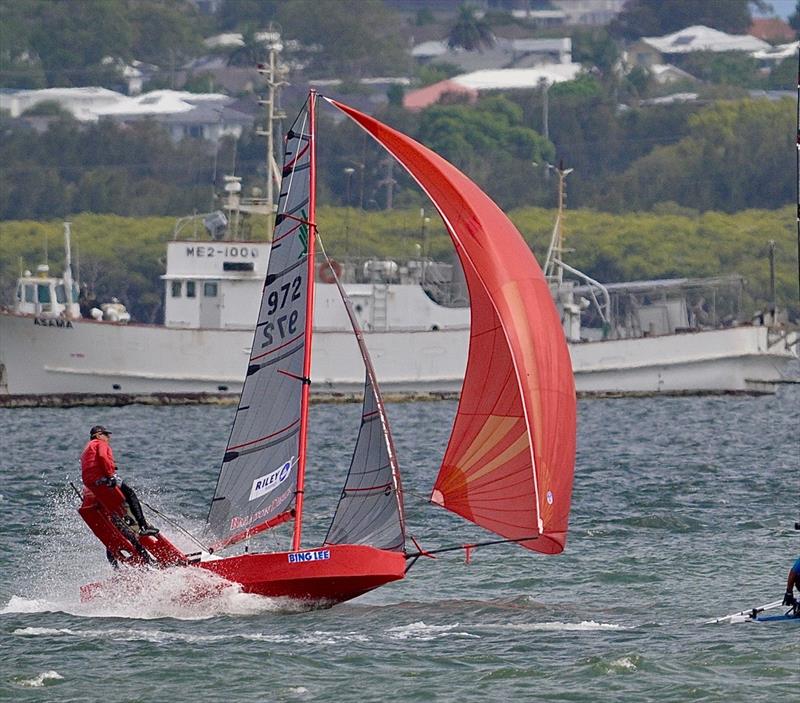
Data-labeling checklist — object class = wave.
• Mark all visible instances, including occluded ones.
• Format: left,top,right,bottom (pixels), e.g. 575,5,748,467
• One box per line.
11,624,372,646
502,619,628,632
11,670,64,688
387,621,481,640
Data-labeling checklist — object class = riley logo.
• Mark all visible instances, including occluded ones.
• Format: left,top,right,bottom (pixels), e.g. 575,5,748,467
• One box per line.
249,458,294,501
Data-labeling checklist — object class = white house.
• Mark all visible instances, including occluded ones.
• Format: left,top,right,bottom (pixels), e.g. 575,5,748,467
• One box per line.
0,87,125,121
451,63,582,91
629,25,771,68
0,87,255,143
413,37,573,72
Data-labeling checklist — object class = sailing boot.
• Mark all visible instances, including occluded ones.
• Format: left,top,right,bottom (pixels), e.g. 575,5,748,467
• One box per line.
119,481,159,536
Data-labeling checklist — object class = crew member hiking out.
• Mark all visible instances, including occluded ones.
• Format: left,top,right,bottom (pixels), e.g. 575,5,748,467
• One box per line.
80,425,159,537
782,556,800,615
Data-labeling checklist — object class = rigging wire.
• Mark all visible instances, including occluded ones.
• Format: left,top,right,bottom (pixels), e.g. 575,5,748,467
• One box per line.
141,500,212,554
70,480,211,554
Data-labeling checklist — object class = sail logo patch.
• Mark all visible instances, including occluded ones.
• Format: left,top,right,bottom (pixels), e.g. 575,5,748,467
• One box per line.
288,549,330,564
249,458,293,501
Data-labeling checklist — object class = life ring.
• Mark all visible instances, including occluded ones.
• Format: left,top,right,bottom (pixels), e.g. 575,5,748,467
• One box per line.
318,260,342,283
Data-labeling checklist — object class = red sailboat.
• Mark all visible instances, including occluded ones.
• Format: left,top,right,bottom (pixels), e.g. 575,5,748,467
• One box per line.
78,90,576,606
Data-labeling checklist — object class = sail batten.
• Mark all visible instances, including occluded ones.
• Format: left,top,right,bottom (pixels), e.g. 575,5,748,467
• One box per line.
328,97,576,555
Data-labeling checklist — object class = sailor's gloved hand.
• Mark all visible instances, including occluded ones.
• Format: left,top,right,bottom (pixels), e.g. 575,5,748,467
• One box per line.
782,591,796,606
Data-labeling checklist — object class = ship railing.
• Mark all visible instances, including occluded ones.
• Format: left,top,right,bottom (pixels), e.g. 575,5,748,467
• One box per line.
554,259,611,328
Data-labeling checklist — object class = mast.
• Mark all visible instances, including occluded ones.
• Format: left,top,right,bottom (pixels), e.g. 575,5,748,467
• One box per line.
256,28,287,217
543,161,573,284
292,89,317,550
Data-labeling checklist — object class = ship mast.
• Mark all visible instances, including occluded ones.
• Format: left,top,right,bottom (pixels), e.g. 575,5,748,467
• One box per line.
256,27,288,217
543,161,573,285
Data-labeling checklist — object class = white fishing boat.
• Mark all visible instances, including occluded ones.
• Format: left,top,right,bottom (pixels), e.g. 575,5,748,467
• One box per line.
1,53,796,404
3,230,796,404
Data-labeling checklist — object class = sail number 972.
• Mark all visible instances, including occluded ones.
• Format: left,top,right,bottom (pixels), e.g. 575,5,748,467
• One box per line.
261,275,302,347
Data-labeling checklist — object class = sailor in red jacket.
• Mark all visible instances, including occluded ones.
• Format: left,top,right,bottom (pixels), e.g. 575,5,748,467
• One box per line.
81,425,159,537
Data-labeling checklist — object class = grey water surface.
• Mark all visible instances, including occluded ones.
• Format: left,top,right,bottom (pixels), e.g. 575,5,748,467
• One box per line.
1,387,798,702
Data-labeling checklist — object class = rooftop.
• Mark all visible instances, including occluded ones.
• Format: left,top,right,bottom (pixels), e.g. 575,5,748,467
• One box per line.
641,25,770,54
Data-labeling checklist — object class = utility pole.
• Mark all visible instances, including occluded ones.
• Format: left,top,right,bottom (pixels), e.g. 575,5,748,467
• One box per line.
768,239,776,317
379,158,396,210
344,167,355,255
539,76,550,143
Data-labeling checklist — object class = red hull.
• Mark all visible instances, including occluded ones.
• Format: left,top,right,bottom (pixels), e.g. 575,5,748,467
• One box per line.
195,545,406,604
78,495,405,605
78,487,186,567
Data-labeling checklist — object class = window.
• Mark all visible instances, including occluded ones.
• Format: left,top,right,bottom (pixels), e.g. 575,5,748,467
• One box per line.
203,281,218,297
25,285,35,303
223,261,254,271
15,283,22,301
186,281,196,298
55,284,66,303
171,281,182,297
37,284,51,303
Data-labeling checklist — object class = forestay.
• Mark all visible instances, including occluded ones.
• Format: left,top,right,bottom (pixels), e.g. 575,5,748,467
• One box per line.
206,99,313,547
328,98,576,555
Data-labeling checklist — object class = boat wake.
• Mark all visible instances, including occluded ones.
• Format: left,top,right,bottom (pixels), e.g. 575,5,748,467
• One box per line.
1,566,309,620
3,486,309,620
502,620,629,632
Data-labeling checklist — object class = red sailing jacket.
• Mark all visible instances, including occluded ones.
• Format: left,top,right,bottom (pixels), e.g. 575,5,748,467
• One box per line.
81,438,116,487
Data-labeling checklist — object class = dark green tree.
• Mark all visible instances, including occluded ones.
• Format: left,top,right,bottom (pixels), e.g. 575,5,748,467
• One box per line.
609,0,755,39
677,51,760,87
226,25,266,66
789,1,800,31
0,1,46,88
417,96,553,208
447,4,495,52
607,98,793,212
217,0,280,31
277,0,407,78
127,0,205,67
387,84,405,107
766,57,796,90
572,28,619,77
29,0,134,87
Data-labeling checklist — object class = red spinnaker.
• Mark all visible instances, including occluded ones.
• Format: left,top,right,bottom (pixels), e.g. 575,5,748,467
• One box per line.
328,98,576,554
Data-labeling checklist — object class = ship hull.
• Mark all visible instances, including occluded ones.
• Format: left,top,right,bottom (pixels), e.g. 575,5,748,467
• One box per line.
0,311,796,403
0,312,467,399
570,325,798,396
